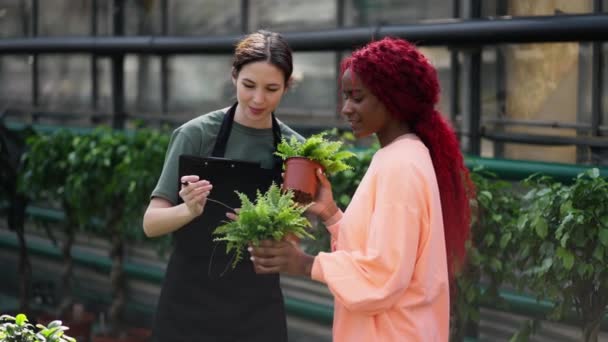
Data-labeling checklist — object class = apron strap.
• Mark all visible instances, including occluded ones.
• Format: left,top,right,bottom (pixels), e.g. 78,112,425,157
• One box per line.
211,102,283,159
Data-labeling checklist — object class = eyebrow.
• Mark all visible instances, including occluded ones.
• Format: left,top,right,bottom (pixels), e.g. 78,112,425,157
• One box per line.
242,78,281,88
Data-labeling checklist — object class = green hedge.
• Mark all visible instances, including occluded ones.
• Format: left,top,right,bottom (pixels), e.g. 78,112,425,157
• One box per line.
4,126,608,341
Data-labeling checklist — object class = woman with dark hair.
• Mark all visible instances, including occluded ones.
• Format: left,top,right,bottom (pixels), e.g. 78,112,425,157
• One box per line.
143,30,301,341
250,37,474,341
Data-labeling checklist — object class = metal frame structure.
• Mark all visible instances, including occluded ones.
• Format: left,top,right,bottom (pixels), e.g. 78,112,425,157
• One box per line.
590,0,606,163
0,0,606,160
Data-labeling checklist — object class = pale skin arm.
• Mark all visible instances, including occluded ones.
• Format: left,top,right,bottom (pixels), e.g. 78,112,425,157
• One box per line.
142,175,213,238
250,169,340,276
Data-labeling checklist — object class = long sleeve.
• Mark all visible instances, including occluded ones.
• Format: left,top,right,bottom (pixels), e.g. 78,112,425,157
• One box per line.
310,135,449,342
311,154,429,315
324,210,343,252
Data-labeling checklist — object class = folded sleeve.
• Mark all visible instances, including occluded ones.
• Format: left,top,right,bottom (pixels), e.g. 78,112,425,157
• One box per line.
311,162,426,315
151,130,196,205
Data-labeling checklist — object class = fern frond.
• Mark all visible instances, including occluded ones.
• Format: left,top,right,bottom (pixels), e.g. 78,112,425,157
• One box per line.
274,131,357,176
213,183,314,268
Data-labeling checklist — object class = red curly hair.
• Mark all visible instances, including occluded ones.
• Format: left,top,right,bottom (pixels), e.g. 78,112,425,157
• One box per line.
341,37,474,283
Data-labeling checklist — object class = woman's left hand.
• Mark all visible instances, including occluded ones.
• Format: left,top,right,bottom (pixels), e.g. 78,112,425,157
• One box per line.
225,208,240,221
249,239,314,277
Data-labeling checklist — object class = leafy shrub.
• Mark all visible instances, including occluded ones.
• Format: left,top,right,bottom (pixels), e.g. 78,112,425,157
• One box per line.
0,313,75,342
451,168,521,341
517,169,608,342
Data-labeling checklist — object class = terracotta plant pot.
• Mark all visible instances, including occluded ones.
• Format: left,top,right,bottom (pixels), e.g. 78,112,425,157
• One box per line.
92,328,150,342
38,310,95,342
282,157,323,204
92,335,121,342
126,327,152,342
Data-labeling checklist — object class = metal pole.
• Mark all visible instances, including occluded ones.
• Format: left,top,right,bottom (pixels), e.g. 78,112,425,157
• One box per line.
467,52,482,156
112,0,126,129
575,42,591,163
461,0,482,156
3,14,608,54
591,0,604,164
470,0,482,156
335,0,345,120
449,0,460,126
241,0,249,34
493,0,507,158
160,0,169,116
91,0,99,114
31,0,39,122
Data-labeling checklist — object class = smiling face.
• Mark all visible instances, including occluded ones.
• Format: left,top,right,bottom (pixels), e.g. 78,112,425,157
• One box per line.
233,61,287,129
341,68,395,143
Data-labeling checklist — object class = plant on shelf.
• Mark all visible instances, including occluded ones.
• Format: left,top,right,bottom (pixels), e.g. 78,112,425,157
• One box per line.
21,131,78,316
517,168,608,342
213,183,314,268
0,117,36,314
450,168,521,342
67,127,168,339
0,313,75,342
20,129,97,340
275,131,356,203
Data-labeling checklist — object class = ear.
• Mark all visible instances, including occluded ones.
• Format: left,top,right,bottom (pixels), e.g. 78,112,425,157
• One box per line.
284,76,295,92
231,67,238,85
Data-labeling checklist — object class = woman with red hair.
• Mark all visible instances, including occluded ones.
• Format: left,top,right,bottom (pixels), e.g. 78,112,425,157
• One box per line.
250,37,473,341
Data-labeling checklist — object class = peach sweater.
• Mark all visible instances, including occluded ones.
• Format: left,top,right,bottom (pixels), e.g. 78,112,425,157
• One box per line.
311,134,449,341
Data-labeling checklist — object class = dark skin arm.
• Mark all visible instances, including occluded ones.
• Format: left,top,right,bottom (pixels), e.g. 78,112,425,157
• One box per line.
249,239,315,276
250,169,340,276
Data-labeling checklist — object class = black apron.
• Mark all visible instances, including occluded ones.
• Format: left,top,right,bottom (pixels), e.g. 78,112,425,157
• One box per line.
152,104,287,342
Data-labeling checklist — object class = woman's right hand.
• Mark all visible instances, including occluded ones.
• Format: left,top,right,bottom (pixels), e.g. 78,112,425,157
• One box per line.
306,168,339,221
179,175,213,217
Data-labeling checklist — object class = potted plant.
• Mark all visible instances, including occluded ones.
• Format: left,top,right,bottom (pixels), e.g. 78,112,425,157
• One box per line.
517,168,608,342
450,168,521,342
64,127,166,341
327,133,377,210
0,313,75,342
213,183,315,268
69,129,131,340
20,130,96,341
95,127,168,342
275,131,356,203
0,118,36,315
305,132,377,254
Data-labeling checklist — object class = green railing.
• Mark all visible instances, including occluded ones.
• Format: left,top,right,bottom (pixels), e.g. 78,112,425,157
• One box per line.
1,207,608,331
465,155,608,183
0,229,334,325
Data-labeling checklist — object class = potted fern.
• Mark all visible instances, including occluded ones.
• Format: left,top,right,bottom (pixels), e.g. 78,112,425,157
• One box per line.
275,131,356,203
213,183,315,268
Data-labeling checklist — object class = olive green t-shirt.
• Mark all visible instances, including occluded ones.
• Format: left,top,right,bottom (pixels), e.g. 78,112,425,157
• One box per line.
151,107,303,205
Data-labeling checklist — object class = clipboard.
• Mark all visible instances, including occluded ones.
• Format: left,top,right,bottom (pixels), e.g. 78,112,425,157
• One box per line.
178,154,278,211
